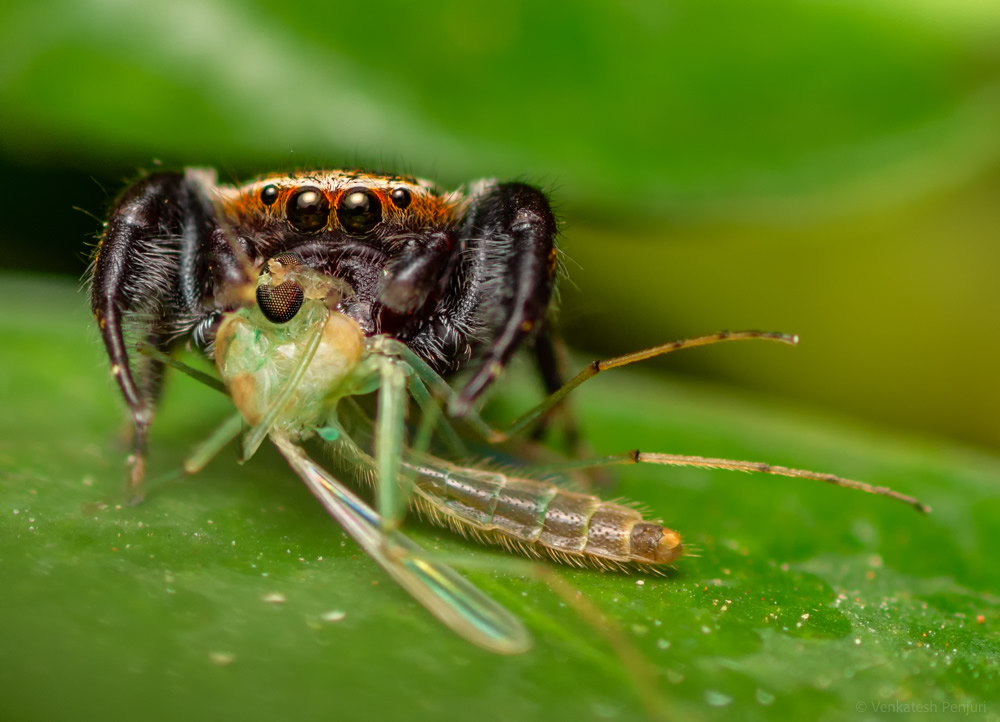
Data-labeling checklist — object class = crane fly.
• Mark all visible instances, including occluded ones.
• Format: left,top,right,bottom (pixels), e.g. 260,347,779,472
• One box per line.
144,253,927,655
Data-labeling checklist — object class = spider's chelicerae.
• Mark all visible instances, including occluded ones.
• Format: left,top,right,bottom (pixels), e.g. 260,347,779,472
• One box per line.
90,169,560,487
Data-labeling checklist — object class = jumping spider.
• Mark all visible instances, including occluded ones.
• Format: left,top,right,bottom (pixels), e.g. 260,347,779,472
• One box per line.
90,168,560,487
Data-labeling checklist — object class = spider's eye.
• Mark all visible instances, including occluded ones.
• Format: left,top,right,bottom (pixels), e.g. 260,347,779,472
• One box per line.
260,184,279,206
337,188,382,235
287,186,330,232
256,280,304,324
390,187,412,209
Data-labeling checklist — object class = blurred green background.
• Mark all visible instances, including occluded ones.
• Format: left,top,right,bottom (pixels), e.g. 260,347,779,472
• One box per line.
2,0,998,449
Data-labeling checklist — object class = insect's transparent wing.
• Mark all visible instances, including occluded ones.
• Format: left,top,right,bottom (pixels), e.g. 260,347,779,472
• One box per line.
272,436,532,655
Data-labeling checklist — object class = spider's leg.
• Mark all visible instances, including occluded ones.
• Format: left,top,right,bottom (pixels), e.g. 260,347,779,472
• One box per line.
378,229,458,316
89,169,254,491
528,326,570,440
90,172,219,491
450,182,558,417
528,326,598,463
132,341,244,476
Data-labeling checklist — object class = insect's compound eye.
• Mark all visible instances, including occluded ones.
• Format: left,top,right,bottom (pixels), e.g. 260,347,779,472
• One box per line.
257,253,306,323
260,252,304,276
390,187,412,209
256,279,305,324
287,186,330,232
337,188,382,235
260,184,279,206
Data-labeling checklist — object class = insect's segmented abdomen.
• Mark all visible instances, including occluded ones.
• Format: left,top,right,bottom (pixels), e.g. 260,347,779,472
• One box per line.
407,461,683,569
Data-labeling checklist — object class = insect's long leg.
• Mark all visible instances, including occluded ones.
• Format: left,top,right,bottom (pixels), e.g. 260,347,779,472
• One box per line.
371,338,499,442
136,341,228,395
131,344,245,477
376,331,799,443
406,373,467,458
272,435,532,655
528,451,930,513
183,413,245,474
376,357,410,531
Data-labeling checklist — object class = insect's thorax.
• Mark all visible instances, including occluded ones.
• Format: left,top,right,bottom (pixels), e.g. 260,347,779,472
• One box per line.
214,269,370,440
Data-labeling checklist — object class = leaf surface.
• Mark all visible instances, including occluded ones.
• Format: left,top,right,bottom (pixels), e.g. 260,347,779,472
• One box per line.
1,275,997,721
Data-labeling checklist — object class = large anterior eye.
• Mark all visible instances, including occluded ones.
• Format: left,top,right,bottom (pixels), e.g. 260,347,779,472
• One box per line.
337,188,382,235
287,186,330,232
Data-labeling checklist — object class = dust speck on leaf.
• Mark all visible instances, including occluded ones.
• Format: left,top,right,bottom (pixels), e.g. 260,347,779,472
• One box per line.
755,688,775,705
705,690,732,707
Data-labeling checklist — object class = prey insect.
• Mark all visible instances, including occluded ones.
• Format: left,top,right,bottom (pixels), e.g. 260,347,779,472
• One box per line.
150,252,928,654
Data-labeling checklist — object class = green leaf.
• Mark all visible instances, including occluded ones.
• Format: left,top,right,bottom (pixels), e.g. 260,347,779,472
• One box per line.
2,0,998,209
2,274,997,722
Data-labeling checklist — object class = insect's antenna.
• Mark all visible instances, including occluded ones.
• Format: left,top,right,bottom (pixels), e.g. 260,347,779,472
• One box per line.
645,452,932,513
499,331,798,441
597,330,798,370
542,451,930,513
